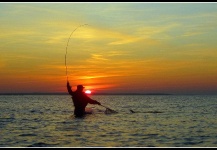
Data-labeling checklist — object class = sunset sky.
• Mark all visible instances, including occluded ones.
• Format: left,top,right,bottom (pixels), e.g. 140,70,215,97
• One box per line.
1,2,217,95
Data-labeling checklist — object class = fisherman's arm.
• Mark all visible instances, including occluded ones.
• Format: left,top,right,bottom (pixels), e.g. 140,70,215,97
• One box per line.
89,99,101,105
85,95,101,105
66,81,74,95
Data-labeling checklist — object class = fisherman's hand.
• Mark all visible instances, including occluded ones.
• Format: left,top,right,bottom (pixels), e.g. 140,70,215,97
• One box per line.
67,81,70,87
96,101,101,105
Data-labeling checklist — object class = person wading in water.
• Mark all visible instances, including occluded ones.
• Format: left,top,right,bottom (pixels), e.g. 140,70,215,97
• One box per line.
67,81,101,117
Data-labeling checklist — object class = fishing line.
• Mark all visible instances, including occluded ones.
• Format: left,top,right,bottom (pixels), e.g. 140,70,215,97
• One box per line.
65,24,88,82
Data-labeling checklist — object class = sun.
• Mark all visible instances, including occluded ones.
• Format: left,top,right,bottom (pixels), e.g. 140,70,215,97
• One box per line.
85,90,91,94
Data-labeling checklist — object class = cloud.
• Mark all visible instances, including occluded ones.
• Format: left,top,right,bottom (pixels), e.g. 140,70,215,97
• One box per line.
0,30,36,39
182,31,204,37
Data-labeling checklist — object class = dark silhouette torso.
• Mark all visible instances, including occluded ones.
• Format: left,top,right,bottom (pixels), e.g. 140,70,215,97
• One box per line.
67,84,99,117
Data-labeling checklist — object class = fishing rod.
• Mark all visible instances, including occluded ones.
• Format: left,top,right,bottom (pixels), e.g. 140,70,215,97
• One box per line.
100,104,137,114
99,104,118,113
65,24,88,82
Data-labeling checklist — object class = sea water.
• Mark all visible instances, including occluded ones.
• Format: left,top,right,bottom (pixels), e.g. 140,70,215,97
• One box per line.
0,94,217,147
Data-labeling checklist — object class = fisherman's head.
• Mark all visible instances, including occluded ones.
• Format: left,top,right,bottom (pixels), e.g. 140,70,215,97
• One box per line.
77,85,84,91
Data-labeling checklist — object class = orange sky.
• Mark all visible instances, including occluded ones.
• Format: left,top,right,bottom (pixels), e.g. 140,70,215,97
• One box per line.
1,2,217,94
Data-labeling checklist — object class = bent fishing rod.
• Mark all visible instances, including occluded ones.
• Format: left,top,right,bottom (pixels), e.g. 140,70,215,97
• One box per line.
65,24,88,82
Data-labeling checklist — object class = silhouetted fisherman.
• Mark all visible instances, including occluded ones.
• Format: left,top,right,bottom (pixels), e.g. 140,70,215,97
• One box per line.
67,81,101,117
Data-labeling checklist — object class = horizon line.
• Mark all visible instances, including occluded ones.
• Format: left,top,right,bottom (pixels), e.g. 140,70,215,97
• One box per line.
0,92,173,95
0,92,216,95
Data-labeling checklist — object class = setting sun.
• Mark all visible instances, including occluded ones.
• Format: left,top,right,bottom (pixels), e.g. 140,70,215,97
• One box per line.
85,90,91,94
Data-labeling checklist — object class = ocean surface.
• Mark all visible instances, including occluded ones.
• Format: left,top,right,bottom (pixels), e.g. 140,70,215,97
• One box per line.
0,94,217,147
